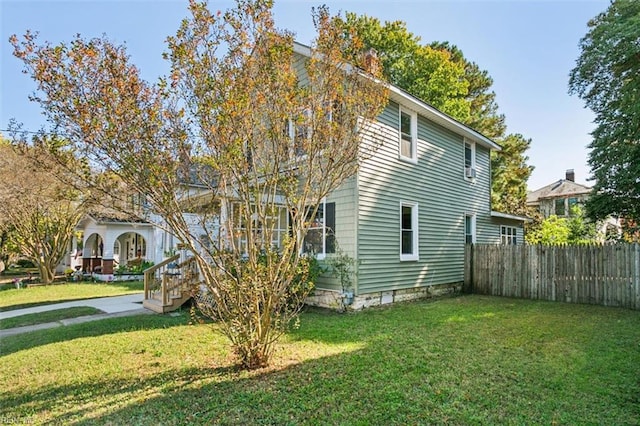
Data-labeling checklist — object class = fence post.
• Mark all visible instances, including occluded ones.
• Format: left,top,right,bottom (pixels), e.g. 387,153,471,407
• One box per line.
470,244,474,294
635,243,640,310
463,244,474,294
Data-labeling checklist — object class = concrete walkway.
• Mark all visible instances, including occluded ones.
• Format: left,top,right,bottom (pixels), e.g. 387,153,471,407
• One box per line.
0,293,154,338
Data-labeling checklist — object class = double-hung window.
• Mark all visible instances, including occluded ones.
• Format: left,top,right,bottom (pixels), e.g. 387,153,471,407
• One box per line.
400,202,419,261
399,109,417,162
464,214,476,244
303,200,336,259
464,139,476,180
500,226,517,245
284,108,312,158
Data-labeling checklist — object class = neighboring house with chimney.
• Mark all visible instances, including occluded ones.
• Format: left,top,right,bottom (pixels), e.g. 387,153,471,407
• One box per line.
526,169,621,238
526,169,591,218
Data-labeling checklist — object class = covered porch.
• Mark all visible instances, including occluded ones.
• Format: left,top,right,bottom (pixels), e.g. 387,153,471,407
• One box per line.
76,215,156,280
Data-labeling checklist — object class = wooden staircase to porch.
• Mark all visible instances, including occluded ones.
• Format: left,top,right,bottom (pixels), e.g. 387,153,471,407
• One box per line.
143,254,200,313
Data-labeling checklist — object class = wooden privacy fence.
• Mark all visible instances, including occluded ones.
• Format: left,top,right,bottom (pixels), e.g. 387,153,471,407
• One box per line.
464,243,640,310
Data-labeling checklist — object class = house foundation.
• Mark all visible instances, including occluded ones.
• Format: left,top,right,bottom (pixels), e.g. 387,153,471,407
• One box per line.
306,282,461,311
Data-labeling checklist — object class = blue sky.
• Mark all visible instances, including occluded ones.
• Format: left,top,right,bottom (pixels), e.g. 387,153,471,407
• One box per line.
1,0,608,190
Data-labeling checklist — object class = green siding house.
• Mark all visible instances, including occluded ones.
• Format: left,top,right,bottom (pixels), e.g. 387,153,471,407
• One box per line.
293,44,527,309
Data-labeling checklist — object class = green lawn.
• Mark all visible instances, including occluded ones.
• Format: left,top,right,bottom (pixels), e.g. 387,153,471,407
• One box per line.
0,306,104,330
1,295,639,425
0,281,143,311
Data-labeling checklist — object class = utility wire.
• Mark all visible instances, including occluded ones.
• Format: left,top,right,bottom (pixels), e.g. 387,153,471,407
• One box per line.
0,128,72,138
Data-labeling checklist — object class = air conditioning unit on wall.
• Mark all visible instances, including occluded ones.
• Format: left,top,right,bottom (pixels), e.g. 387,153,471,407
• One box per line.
465,167,477,179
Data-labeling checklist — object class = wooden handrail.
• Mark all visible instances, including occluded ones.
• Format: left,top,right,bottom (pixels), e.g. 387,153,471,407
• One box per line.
145,254,180,275
144,254,200,310
144,254,180,301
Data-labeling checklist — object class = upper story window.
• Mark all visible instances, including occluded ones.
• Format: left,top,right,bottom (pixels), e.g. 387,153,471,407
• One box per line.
130,193,149,216
464,139,476,180
464,214,476,244
568,197,579,214
500,226,517,245
554,197,581,217
555,198,566,216
400,202,419,261
303,200,336,259
283,107,313,159
399,108,417,162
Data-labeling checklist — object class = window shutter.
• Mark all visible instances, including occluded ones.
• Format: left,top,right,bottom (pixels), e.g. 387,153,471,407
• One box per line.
326,202,336,254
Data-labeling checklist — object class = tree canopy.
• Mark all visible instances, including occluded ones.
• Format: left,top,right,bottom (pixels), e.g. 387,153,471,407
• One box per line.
569,0,640,227
0,136,89,283
342,14,469,121
491,133,533,216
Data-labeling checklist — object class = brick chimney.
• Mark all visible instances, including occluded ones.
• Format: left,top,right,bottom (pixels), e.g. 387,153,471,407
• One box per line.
566,169,575,182
363,48,380,76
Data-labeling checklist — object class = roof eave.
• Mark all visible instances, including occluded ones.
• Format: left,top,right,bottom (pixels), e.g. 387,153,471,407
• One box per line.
388,86,501,152
491,210,532,223
292,41,501,152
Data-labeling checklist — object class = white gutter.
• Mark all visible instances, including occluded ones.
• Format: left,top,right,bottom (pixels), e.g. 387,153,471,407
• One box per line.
490,211,532,223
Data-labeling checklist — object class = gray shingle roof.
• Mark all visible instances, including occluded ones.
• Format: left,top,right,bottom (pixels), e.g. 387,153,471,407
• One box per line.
526,179,591,204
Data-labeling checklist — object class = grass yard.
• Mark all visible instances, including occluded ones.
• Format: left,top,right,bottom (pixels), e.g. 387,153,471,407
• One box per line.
0,281,143,311
0,306,104,330
0,295,639,425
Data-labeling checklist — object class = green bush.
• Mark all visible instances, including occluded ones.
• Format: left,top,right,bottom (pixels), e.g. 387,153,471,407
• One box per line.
115,261,154,275
15,259,35,268
288,255,323,307
224,251,322,310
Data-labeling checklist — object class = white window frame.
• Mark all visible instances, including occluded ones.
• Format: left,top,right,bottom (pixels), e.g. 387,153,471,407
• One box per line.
400,201,419,261
284,107,313,159
465,214,476,244
232,203,289,255
399,108,418,163
500,226,518,245
464,139,476,180
302,198,335,260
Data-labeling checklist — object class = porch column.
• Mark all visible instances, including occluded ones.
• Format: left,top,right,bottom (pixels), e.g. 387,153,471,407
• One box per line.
102,232,117,275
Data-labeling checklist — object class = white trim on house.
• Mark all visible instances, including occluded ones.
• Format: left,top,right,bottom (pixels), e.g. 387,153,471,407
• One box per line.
464,138,476,181
388,86,501,152
400,201,419,261
399,107,418,163
490,211,532,222
500,225,518,245
464,213,476,244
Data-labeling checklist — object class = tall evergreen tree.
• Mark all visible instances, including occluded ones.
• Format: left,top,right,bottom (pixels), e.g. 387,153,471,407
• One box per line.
343,13,470,121
432,42,532,215
430,41,505,139
491,133,534,215
569,0,640,226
